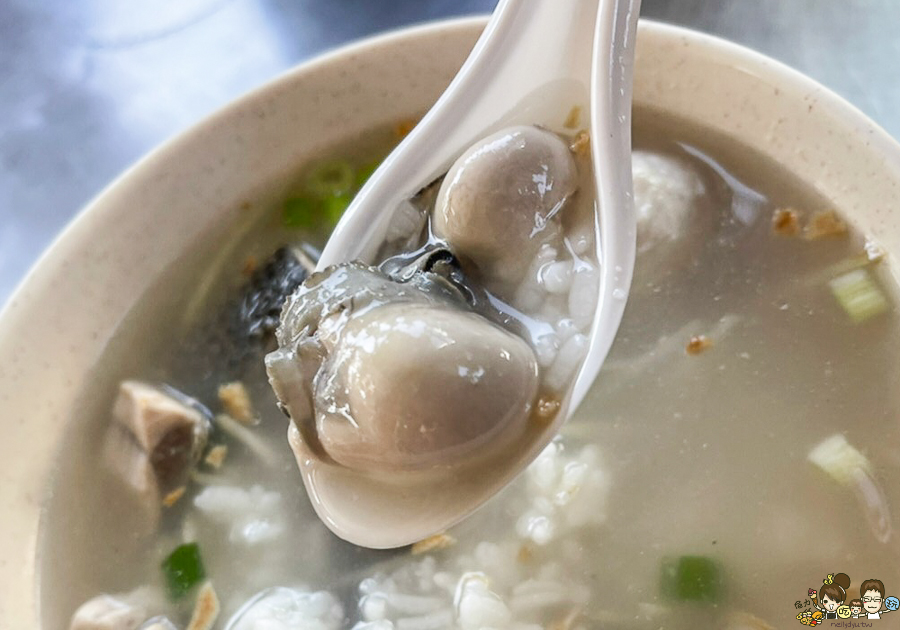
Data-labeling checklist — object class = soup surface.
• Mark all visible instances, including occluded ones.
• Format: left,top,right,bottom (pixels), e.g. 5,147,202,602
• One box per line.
44,109,900,630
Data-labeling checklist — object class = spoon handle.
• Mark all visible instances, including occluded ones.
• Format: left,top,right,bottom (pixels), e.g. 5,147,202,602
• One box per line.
571,0,641,409
319,0,609,268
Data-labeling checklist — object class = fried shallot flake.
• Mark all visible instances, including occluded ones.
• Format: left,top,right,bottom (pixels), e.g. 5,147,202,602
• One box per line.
685,335,713,355
411,532,456,555
569,130,590,155
771,208,801,236
204,444,228,469
394,118,417,138
241,255,258,277
563,105,582,129
163,486,187,508
535,395,562,422
804,210,848,240
218,381,255,425
517,544,534,563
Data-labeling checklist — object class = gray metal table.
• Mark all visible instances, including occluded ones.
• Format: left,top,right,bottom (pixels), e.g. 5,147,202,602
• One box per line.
1,0,898,307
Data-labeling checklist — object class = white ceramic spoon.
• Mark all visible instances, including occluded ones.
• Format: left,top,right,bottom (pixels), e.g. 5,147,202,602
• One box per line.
308,0,641,547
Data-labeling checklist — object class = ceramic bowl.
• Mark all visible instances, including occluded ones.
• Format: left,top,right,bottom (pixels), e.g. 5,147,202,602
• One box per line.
1,17,899,628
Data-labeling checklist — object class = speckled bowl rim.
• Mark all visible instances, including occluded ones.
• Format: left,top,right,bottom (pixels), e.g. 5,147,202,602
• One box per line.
2,17,900,629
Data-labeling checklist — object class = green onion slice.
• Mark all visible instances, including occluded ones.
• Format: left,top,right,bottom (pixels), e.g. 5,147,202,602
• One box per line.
304,160,356,198
829,268,890,323
162,542,206,600
322,192,353,225
660,555,723,603
282,197,317,229
354,160,381,189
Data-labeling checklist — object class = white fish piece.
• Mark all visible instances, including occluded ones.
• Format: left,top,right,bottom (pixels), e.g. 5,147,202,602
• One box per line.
102,381,210,530
69,595,146,630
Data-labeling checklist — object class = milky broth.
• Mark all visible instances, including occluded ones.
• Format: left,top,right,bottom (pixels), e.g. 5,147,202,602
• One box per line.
41,109,900,629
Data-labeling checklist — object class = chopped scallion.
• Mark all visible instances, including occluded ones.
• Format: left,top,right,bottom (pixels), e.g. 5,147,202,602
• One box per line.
282,197,317,229
808,434,891,543
660,555,723,603
304,160,356,198
829,268,889,323
355,160,381,189
808,433,871,485
162,542,206,599
322,192,353,225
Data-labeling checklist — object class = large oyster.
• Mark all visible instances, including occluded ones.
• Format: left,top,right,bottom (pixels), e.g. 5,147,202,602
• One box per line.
266,254,539,476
